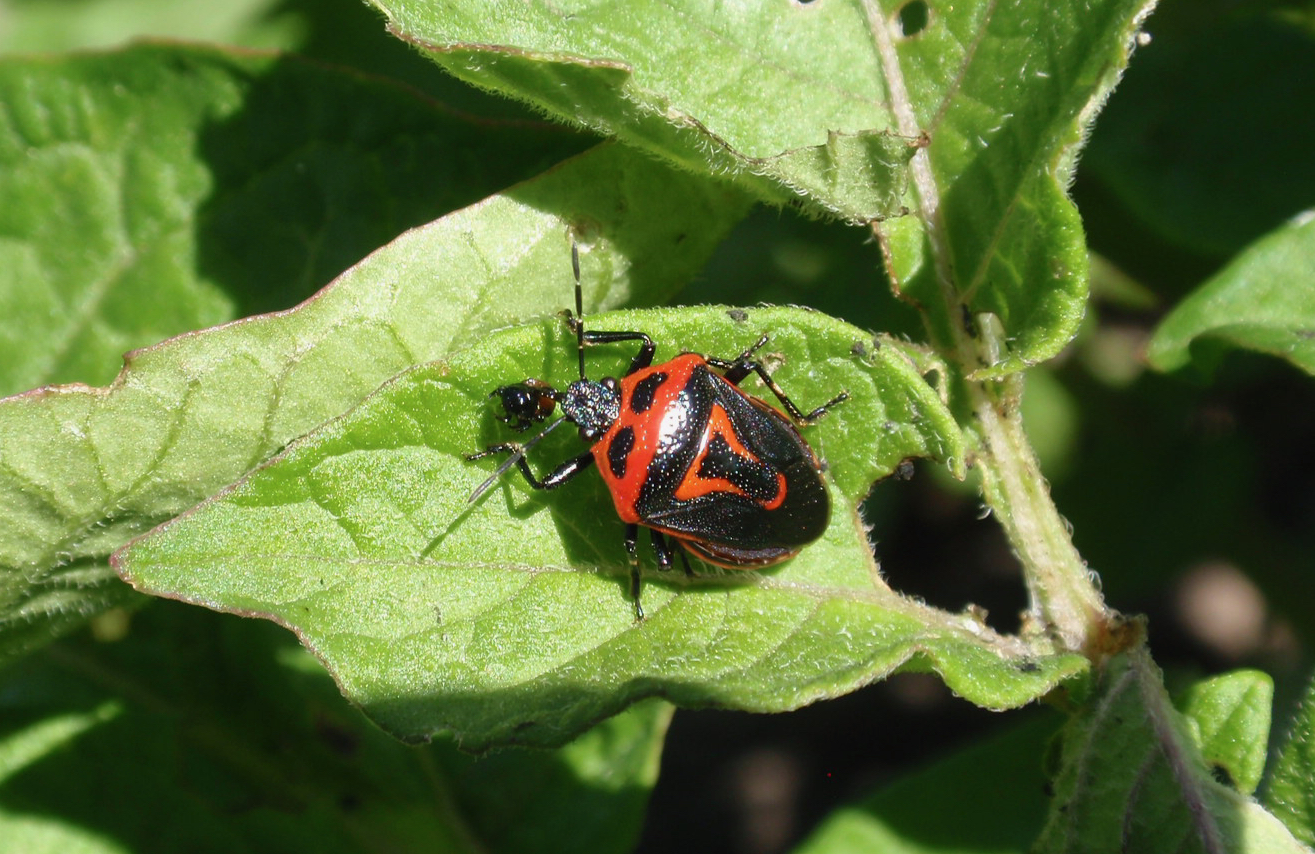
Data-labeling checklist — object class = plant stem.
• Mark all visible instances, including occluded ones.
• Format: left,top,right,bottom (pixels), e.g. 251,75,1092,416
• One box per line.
865,0,1109,657
970,371,1107,654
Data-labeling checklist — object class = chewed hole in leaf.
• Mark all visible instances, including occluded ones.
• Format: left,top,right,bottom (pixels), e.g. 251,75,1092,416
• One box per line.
897,0,931,38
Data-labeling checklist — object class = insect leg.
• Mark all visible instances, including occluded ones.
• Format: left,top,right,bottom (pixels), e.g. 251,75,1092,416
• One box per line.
565,240,655,376
650,531,693,577
676,545,694,577
650,529,675,571
708,337,848,424
580,329,657,376
465,446,594,503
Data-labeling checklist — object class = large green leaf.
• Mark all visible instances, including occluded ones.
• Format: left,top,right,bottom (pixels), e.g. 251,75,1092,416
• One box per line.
1035,652,1307,854
0,602,666,854
879,0,1155,374
1147,212,1315,377
0,43,587,396
117,305,1087,748
369,0,916,222
0,134,749,665
370,0,1156,371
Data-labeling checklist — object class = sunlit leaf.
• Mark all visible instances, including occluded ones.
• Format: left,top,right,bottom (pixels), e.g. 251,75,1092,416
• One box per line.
0,132,749,665
370,0,1156,372
1179,669,1273,796
369,0,917,221
1148,212,1315,377
0,42,586,395
116,304,1087,747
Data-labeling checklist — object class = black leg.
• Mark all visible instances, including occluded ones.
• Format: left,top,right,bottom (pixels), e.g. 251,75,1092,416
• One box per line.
579,329,657,376
650,529,675,571
676,545,694,577
465,446,595,490
707,336,848,424
713,335,770,384
564,238,654,377
649,531,692,576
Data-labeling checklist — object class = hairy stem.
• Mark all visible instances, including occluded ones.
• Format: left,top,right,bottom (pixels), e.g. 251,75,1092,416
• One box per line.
971,372,1106,652
864,0,1108,655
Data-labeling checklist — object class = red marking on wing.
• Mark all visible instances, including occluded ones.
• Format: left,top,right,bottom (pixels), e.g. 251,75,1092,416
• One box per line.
673,401,786,509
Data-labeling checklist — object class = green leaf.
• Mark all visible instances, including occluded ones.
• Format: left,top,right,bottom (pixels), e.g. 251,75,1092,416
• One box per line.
0,42,587,395
369,0,917,222
116,304,1086,748
0,0,283,53
882,0,1155,375
369,0,1155,370
794,713,1059,853
1034,650,1308,854
0,602,666,854
1178,669,1273,796
1265,675,1315,847
0,134,750,665
1147,212,1315,377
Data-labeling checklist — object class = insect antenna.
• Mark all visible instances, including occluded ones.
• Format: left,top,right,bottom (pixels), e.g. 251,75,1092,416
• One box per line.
571,240,586,381
466,415,569,504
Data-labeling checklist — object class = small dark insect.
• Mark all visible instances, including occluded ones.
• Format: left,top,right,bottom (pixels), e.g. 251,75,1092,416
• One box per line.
467,243,846,620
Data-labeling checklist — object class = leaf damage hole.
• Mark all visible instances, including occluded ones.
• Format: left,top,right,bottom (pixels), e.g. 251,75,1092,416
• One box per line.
896,0,930,37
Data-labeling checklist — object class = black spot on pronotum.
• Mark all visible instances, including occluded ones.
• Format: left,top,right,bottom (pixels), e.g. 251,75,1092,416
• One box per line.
897,0,930,37
630,372,667,414
608,426,635,478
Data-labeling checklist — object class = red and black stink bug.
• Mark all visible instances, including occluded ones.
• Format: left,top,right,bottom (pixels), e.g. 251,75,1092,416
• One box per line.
466,244,847,620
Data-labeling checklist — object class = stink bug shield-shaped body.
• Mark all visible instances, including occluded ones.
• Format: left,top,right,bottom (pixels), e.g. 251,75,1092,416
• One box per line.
466,244,847,620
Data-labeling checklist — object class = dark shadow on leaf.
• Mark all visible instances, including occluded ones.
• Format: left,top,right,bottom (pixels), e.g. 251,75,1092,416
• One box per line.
192,51,586,319
0,602,657,854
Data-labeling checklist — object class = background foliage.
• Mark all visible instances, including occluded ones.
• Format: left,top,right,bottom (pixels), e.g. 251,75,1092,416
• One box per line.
0,0,1313,852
